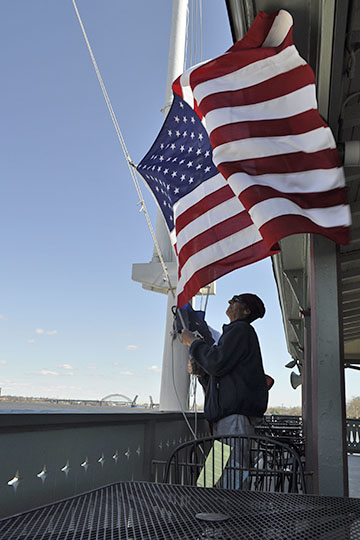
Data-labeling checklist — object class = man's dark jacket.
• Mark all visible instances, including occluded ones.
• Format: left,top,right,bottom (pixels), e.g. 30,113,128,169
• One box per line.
189,319,268,423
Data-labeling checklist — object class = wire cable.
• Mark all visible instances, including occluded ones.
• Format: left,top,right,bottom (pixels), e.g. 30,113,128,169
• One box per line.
189,0,194,67
171,334,197,439
199,0,203,62
71,1,191,328
73,1,195,430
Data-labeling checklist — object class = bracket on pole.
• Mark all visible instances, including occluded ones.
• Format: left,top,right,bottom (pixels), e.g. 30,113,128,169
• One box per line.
283,269,306,311
289,318,304,349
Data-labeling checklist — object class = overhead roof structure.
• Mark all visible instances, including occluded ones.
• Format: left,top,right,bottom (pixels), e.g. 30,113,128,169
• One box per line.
226,0,360,496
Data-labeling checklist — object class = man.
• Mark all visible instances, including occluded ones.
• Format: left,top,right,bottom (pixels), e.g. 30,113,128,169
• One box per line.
181,293,268,488
181,293,268,438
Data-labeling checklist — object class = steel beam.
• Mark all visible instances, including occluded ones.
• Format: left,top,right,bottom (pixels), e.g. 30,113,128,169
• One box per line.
350,227,360,245
343,313,360,323
344,333,360,341
343,303,360,313
341,268,360,281
302,312,314,493
307,0,349,496
225,0,255,41
340,250,360,264
342,281,360,294
309,236,348,496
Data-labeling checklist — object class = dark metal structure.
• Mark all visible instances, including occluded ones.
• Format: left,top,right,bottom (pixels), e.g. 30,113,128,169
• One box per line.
1,481,360,539
226,0,360,496
0,412,209,519
163,434,306,493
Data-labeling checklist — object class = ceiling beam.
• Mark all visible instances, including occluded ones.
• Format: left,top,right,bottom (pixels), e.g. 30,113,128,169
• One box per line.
342,299,360,310
350,200,360,215
344,333,360,341
340,250,360,264
344,317,360,328
343,314,360,326
350,227,360,245
341,281,360,293
343,308,360,318
341,268,360,281
344,332,360,340
344,166,360,182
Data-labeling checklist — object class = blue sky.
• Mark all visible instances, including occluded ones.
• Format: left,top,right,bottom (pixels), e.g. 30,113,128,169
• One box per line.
1,1,356,407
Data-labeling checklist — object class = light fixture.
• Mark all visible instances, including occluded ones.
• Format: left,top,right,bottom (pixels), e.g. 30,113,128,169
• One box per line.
290,372,302,389
285,359,297,369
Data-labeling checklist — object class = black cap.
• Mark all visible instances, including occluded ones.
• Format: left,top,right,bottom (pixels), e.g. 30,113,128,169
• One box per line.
237,293,265,322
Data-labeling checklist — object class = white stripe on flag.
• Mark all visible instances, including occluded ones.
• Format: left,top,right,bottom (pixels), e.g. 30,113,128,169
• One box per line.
177,225,263,295
262,10,293,47
193,46,306,105
227,168,346,196
205,85,317,132
175,197,244,249
249,198,352,229
179,60,208,108
173,173,226,215
212,127,335,164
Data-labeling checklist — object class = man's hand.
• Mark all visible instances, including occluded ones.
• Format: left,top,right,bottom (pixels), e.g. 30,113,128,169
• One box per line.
180,329,197,347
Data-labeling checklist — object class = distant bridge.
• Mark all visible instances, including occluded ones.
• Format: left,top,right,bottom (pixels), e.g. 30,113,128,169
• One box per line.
100,394,138,406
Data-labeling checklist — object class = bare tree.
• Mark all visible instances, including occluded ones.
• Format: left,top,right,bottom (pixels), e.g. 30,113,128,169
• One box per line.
347,396,360,418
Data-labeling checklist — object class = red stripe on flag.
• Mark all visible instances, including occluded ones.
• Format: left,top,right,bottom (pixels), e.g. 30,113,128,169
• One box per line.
193,98,203,120
229,11,278,51
260,214,350,248
175,184,234,234
177,211,253,268
168,9,351,308
200,65,314,116
172,77,183,99
210,110,327,148
240,186,348,212
189,47,280,92
219,148,342,178
177,239,279,307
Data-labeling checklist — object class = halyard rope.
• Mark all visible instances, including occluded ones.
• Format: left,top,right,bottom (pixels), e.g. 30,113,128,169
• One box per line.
72,0,175,298
72,0,207,435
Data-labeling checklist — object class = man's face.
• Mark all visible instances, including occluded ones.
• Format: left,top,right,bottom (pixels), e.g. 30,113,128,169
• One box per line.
226,296,251,322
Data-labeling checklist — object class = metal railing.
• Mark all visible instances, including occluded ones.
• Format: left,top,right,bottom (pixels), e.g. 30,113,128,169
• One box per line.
347,418,360,453
0,413,358,519
0,412,209,519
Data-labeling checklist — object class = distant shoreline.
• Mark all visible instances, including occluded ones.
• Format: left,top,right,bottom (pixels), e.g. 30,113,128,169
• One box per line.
0,396,158,413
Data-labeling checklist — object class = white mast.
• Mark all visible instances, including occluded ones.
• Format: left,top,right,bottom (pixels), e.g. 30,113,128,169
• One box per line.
132,0,190,411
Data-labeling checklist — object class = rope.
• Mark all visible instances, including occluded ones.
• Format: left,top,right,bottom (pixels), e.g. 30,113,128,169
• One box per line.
71,0,174,297
171,336,197,439
199,0,203,62
189,0,194,67
72,1,205,440
194,0,198,66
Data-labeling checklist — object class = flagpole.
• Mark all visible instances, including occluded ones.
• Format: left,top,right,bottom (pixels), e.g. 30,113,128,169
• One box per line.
132,0,190,411
158,0,191,412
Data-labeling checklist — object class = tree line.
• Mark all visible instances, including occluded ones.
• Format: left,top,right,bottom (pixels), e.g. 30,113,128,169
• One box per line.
266,396,360,418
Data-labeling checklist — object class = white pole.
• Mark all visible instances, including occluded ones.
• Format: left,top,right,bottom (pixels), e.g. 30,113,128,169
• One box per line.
132,0,190,411
151,0,189,266
158,0,190,411
163,0,189,116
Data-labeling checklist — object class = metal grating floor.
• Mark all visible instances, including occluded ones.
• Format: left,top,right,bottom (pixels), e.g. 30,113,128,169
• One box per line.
1,481,360,539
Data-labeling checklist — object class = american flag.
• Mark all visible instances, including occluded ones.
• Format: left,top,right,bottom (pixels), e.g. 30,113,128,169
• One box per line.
173,9,351,251
138,9,351,308
137,94,275,307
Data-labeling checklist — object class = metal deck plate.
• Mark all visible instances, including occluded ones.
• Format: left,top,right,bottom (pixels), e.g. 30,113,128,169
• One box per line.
0,481,360,539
